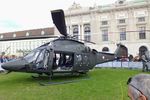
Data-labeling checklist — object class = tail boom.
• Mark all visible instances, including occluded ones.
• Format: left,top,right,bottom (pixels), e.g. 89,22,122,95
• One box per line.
96,43,128,65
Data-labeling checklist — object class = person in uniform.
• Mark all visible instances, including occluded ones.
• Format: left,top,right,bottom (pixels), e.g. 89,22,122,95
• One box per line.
141,54,148,72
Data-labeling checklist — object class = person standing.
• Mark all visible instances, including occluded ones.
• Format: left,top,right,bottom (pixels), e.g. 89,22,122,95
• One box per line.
141,54,148,72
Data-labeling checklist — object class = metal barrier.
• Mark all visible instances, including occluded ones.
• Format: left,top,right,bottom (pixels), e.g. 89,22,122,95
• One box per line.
0,61,144,71
95,61,143,69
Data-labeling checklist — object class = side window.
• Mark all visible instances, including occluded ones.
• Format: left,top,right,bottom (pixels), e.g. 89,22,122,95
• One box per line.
76,54,82,62
24,50,40,63
84,55,88,62
36,50,45,63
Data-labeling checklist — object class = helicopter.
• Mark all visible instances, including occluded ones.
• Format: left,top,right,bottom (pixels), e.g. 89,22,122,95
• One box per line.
1,9,128,79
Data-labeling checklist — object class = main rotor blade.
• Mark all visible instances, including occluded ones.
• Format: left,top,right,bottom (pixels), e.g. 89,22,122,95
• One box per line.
79,39,96,44
51,9,67,36
0,35,58,41
73,35,96,44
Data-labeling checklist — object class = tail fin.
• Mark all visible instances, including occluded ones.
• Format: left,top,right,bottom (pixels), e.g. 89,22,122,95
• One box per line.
114,43,128,58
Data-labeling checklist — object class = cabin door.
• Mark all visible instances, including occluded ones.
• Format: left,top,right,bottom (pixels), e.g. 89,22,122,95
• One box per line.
73,53,90,70
35,49,53,70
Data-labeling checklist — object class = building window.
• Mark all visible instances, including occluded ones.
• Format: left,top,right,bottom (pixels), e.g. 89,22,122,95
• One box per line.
119,0,124,4
41,31,45,35
139,27,146,39
102,29,108,41
138,17,145,22
101,21,108,25
119,28,126,40
139,46,148,56
118,19,126,24
13,33,16,38
72,25,79,39
0,35,3,39
26,32,30,36
102,47,109,52
84,24,91,42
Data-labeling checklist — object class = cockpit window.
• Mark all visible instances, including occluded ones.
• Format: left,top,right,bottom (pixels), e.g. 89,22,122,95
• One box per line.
36,50,45,63
24,50,41,63
76,54,82,62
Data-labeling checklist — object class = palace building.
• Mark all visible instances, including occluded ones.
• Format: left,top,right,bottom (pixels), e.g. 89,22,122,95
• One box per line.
59,0,150,57
0,27,54,56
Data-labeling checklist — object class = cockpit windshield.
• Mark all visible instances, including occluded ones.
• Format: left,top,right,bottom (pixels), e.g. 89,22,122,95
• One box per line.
24,50,41,63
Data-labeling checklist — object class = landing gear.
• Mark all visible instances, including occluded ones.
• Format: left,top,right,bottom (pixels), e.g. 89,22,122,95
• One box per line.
31,73,43,79
31,72,53,79
78,70,88,75
39,74,90,86
47,72,53,80
31,71,89,86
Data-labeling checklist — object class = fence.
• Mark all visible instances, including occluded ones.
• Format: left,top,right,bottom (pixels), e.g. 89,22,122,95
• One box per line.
0,61,144,71
95,61,143,69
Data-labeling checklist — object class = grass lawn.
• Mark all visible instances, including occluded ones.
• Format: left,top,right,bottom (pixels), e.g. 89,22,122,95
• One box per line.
0,68,147,100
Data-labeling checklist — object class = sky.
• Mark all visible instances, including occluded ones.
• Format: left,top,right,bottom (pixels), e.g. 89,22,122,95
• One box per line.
0,0,132,33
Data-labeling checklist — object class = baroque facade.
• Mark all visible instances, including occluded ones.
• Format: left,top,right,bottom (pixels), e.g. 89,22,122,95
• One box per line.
61,0,150,57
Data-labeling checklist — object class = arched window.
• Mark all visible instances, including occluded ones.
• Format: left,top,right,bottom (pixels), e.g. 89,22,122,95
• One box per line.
26,32,30,37
139,46,148,56
41,31,45,35
102,47,109,52
0,35,3,39
13,33,16,38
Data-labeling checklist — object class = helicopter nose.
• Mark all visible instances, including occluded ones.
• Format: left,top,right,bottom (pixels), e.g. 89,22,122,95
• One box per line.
1,59,28,71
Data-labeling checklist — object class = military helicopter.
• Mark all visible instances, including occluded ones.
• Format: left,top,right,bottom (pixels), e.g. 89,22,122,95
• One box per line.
1,9,128,78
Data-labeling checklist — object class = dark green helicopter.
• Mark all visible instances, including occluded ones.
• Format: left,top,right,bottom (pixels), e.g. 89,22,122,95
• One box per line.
1,9,128,78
